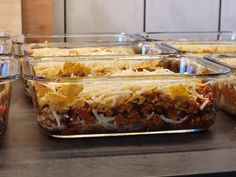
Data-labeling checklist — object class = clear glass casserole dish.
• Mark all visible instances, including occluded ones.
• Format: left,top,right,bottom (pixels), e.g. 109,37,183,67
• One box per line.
140,32,236,56
12,33,176,58
0,31,11,42
206,54,236,116
139,32,236,41
13,33,143,57
0,57,20,135
0,43,12,56
22,55,230,138
21,42,176,57
0,31,12,56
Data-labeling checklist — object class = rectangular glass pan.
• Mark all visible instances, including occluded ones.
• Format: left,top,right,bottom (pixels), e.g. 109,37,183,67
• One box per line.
167,41,236,56
0,43,12,56
0,31,11,42
207,53,236,70
14,33,145,43
22,55,230,138
140,32,236,56
206,54,236,116
0,57,20,135
0,31,12,56
21,42,177,57
139,32,236,41
12,33,145,57
13,34,177,57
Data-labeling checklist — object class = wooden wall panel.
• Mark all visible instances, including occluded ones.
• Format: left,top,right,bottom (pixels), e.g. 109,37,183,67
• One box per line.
22,0,54,34
0,0,22,35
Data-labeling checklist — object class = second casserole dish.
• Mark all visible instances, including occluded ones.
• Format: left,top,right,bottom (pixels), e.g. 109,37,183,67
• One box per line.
142,32,236,56
207,54,236,116
13,33,175,57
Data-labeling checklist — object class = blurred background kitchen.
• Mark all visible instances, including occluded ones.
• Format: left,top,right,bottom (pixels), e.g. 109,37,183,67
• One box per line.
1,0,236,35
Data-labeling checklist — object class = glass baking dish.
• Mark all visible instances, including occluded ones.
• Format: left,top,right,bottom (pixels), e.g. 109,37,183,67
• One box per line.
14,33,144,43
0,31,11,42
206,54,236,116
0,57,20,135
12,33,177,57
22,55,230,138
0,43,12,56
13,33,144,57
140,32,236,56
139,32,236,41
0,31,12,56
21,42,177,57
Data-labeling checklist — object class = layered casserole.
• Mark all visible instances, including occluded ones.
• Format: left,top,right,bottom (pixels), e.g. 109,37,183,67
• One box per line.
207,54,236,116
173,43,236,56
142,32,236,56
0,57,20,135
13,33,147,57
22,56,229,137
25,46,139,56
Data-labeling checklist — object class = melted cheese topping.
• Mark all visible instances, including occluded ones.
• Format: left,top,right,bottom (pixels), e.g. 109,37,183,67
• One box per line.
28,47,136,56
218,58,236,67
214,75,236,115
108,68,173,76
32,78,206,113
31,58,210,113
33,60,165,77
174,44,236,53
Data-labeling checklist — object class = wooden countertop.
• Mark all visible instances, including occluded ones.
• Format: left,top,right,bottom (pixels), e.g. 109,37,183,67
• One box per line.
0,79,236,177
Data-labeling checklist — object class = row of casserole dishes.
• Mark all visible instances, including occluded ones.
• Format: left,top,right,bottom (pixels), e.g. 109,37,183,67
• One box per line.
1,32,236,138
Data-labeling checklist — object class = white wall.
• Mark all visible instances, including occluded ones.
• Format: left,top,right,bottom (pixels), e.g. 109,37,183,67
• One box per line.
54,0,236,33
66,0,144,33
221,0,236,31
146,0,219,32
53,0,64,34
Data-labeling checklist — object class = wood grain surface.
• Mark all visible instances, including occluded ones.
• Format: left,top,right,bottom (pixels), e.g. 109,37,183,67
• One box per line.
22,0,54,35
0,0,22,35
0,79,236,177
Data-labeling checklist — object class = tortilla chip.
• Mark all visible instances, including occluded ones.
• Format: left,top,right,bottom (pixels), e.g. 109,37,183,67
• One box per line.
63,62,90,76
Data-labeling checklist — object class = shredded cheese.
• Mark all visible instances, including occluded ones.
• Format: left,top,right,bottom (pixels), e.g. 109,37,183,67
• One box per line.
200,99,210,110
29,47,136,57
